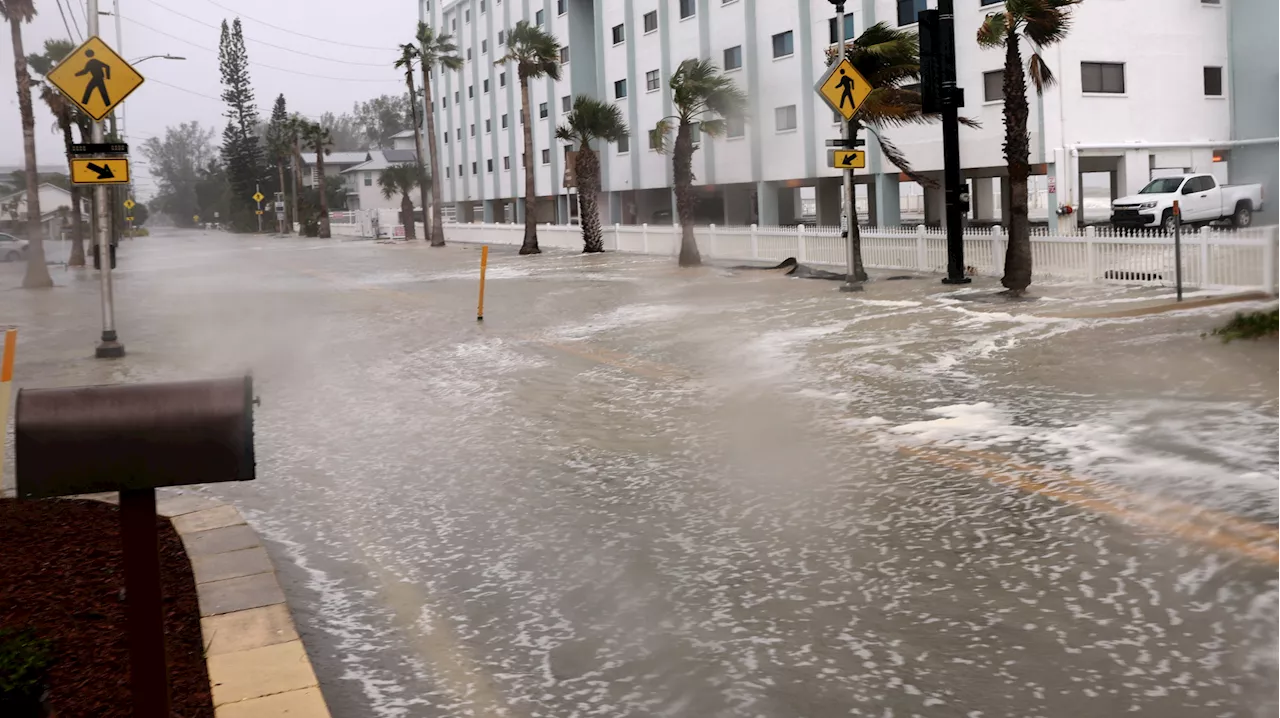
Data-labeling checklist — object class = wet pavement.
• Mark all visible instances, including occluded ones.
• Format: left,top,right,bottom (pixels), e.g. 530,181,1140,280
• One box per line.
2,229,1277,718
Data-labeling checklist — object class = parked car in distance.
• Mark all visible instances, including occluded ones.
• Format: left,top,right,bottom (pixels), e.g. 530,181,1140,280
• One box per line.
1110,174,1264,232
0,232,29,262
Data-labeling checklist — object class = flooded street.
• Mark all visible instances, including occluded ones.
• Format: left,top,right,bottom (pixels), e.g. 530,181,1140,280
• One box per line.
3,230,1277,717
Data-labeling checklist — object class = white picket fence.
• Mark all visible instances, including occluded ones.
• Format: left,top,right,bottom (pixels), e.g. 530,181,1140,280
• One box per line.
441,221,1280,293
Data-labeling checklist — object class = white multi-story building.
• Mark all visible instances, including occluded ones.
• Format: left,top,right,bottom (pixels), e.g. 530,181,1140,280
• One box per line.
423,0,1277,230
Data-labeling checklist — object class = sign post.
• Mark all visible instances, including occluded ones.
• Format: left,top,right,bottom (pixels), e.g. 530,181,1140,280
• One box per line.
920,0,971,285
253,187,264,233
48,28,144,359
1173,200,1184,302
815,4,872,292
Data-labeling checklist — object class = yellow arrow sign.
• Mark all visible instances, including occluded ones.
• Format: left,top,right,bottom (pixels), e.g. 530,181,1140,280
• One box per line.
70,157,130,185
252,192,265,203
828,150,865,169
816,58,872,121
47,36,144,122
123,198,135,210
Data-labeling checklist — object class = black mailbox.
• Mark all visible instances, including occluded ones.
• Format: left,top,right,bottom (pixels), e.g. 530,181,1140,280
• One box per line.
15,376,255,499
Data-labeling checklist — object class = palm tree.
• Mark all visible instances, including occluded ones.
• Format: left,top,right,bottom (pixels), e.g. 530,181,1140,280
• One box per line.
495,20,561,255
555,95,628,253
651,58,748,267
265,94,293,234
394,43,430,243
416,22,463,247
827,22,964,283
303,122,334,238
28,38,86,266
2,0,52,287
978,0,1078,296
287,114,307,229
378,164,419,239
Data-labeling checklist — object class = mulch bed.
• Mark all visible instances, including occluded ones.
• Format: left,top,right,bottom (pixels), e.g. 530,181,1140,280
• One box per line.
0,497,214,717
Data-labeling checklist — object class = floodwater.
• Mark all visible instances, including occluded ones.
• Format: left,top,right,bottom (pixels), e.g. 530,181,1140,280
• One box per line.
3,229,1277,717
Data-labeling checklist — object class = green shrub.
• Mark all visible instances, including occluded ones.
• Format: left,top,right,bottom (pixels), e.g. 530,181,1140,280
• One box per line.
1209,308,1279,343
0,628,54,715
127,227,150,238
302,215,320,237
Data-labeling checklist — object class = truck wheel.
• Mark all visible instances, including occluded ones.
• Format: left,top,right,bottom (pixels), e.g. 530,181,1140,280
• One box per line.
3,251,18,262
1232,204,1252,228
1162,210,1179,234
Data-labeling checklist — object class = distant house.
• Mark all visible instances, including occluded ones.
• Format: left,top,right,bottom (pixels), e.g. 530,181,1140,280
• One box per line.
0,183,89,239
297,151,371,210
342,148,427,211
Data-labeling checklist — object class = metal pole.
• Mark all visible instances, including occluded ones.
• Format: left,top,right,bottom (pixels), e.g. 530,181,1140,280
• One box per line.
89,0,124,358
836,2,861,293
256,182,263,233
1173,200,1183,302
939,0,970,285
119,488,172,718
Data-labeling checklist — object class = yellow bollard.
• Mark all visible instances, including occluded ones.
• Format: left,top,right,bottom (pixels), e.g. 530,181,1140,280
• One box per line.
0,328,15,484
477,245,489,321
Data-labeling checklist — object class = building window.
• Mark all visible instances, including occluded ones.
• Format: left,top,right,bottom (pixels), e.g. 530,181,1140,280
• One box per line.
456,128,461,140
775,104,797,131
983,70,1003,102
470,123,475,136
680,0,695,20
446,166,450,178
455,91,460,102
560,45,570,63
503,156,510,170
444,133,449,144
726,115,745,138
617,134,630,153
479,0,485,11
643,11,657,33
458,164,463,176
724,45,742,71
980,0,1002,4
487,159,493,172
1201,0,1220,3
452,17,457,31
541,149,551,164
498,30,505,45
558,0,566,14
646,69,660,92
467,48,472,61
562,94,571,112
828,14,854,44
1204,66,1223,96
501,113,508,128
536,9,544,25
897,0,926,26
442,96,448,108
465,8,470,22
363,172,372,186
615,78,628,98
500,72,506,87
485,119,492,133
612,24,625,45
481,39,488,54
772,31,794,59
483,79,490,93
1081,61,1125,93
469,86,475,98
471,162,477,174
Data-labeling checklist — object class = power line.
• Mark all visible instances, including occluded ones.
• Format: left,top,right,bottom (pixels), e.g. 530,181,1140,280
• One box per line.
54,0,82,42
140,0,397,67
120,15,403,83
143,77,327,122
201,0,397,51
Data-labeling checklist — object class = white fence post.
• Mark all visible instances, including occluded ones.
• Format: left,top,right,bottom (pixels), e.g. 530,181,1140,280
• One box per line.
750,223,759,260
709,223,718,257
916,225,928,271
1085,225,1097,281
796,224,807,263
1199,226,1212,288
642,223,649,253
1264,226,1279,296
991,225,1004,271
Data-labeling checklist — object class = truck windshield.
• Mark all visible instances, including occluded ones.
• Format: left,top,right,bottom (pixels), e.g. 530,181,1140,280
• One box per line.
1139,178,1185,194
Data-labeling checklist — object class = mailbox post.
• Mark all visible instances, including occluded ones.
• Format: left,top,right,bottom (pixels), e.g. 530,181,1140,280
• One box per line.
16,376,256,718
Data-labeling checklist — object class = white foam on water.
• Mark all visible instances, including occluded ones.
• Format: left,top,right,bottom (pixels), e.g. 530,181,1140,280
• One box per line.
551,303,690,339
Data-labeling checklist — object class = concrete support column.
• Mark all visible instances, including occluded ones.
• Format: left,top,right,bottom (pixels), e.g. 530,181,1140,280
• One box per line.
777,185,798,225
1119,150,1151,197
999,176,1013,226
1045,159,1062,233
724,185,753,225
756,181,779,226
972,176,995,221
557,194,569,225
924,185,945,226
514,199,525,224
482,200,495,223
874,173,901,228
816,179,842,228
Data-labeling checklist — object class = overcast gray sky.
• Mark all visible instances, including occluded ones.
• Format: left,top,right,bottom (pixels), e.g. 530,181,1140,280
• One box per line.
1,0,420,198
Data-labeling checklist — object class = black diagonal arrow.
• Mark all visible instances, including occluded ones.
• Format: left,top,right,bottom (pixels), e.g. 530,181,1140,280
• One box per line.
841,154,856,167
85,162,115,180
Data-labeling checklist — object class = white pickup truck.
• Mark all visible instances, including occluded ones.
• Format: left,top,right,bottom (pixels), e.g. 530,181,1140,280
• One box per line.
1110,173,1263,232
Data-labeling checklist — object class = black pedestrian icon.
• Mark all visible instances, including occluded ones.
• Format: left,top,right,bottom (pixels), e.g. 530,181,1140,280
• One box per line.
75,49,111,107
836,68,856,110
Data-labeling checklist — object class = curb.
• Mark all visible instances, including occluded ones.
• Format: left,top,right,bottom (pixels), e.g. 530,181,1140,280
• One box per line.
87,491,332,717
1048,291,1275,319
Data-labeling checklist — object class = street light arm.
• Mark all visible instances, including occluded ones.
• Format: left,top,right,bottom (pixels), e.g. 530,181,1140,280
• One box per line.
128,55,187,64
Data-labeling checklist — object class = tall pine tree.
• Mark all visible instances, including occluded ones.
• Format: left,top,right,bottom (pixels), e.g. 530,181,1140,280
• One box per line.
219,18,265,232
265,94,292,233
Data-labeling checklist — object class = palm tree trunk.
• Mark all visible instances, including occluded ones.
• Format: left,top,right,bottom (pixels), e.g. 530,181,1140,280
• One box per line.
420,66,445,246
673,122,700,267
61,113,86,266
1001,32,1032,294
291,140,303,230
405,73,430,244
518,75,539,254
401,193,416,239
277,162,290,233
845,121,868,282
576,147,603,253
10,19,52,288
316,149,331,238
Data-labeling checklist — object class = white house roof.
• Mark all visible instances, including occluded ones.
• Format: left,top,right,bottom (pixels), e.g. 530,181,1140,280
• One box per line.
341,149,421,174
298,151,370,167
389,129,417,139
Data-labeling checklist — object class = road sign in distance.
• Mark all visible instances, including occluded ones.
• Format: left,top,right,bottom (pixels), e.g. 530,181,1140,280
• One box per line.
252,192,265,203
70,157,130,185
47,36,144,121
828,150,866,169
815,58,872,122
123,198,136,210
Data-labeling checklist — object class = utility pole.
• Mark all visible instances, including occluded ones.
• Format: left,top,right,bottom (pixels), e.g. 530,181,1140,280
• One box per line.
89,0,124,358
830,1,861,293
921,0,971,285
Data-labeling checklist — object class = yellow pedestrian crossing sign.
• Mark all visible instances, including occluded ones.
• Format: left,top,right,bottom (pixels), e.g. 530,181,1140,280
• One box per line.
123,198,135,210
252,192,265,203
828,150,865,169
816,58,871,121
47,36,144,122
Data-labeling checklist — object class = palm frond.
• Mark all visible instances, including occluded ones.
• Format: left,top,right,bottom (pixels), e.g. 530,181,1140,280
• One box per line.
976,12,1010,47
650,119,674,156
497,20,562,81
1018,0,1079,47
866,128,936,189
1027,52,1056,93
